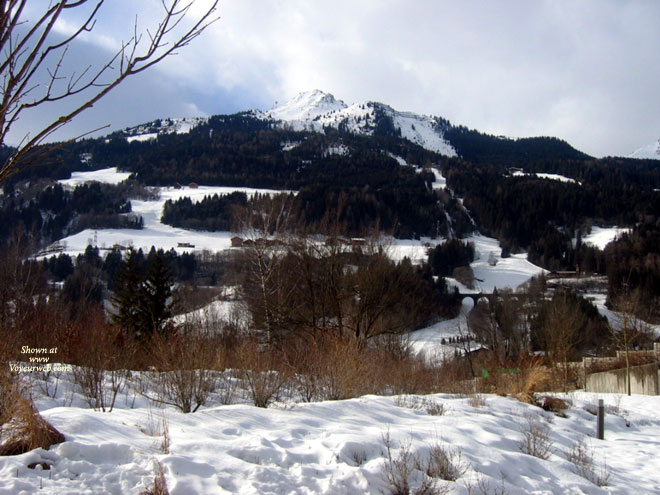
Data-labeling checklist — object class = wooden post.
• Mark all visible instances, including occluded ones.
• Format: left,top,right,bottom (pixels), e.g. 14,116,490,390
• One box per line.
597,399,605,440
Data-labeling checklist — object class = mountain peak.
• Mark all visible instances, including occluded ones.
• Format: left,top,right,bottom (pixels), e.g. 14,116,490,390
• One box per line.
264,90,457,157
627,138,660,160
266,90,347,122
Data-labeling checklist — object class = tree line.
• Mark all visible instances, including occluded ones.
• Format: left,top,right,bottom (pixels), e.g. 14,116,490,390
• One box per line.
0,181,143,246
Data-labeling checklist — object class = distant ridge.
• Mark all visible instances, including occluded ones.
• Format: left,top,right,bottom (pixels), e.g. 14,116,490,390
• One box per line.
263,90,457,157
627,139,660,160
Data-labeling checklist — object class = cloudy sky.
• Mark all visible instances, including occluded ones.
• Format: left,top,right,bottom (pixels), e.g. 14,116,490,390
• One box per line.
12,0,660,157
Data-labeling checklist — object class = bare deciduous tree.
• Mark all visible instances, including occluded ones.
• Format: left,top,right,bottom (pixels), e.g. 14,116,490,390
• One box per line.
610,291,653,395
0,0,218,183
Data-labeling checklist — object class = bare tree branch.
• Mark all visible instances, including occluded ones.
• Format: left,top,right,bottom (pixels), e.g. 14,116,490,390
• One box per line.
0,0,219,183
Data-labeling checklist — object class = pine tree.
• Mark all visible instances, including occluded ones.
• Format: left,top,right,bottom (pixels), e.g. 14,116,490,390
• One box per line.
141,250,174,334
112,249,146,336
112,249,174,337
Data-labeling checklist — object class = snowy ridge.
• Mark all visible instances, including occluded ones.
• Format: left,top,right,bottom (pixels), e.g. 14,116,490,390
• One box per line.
265,90,457,157
123,116,207,143
627,138,660,160
266,89,347,123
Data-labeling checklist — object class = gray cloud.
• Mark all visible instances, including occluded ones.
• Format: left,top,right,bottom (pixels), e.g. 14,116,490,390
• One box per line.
12,0,660,157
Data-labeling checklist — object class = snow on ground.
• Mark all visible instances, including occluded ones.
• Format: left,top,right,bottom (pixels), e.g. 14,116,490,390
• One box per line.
124,117,206,142
51,184,290,257
126,133,158,143
466,234,547,293
323,144,349,156
2,369,659,494
582,227,630,250
281,140,302,151
387,237,440,264
392,111,457,157
387,152,408,166
385,233,545,294
58,167,132,188
430,167,447,190
588,294,660,339
171,297,247,329
408,299,475,359
512,171,580,184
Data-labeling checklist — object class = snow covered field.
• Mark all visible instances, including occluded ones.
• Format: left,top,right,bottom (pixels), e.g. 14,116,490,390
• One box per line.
59,167,132,188
1,369,659,494
581,227,630,250
55,169,290,256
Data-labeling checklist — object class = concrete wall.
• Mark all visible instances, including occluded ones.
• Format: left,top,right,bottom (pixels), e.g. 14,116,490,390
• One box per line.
586,363,659,395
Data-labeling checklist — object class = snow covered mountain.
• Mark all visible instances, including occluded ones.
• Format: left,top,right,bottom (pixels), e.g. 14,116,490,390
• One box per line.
122,116,207,143
627,138,660,160
265,90,457,157
266,89,348,122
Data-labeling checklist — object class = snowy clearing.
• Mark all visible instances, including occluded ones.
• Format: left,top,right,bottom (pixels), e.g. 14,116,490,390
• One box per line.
51,183,290,257
466,234,547,293
58,167,132,188
511,171,580,184
582,227,630,250
1,369,659,494
126,133,158,143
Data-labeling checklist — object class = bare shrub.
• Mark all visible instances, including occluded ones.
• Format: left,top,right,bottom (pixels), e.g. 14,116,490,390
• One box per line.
416,443,468,482
468,395,486,408
470,472,508,495
320,336,374,400
210,342,239,406
159,415,171,454
215,370,239,406
352,448,367,466
284,337,325,403
238,337,289,408
378,335,437,396
381,431,453,495
140,460,170,495
395,396,447,416
518,414,553,460
143,330,218,413
69,314,130,412
381,431,415,495
285,334,373,402
566,437,610,487
33,367,63,399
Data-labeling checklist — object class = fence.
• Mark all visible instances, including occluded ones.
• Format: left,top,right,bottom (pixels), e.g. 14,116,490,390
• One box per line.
585,362,659,395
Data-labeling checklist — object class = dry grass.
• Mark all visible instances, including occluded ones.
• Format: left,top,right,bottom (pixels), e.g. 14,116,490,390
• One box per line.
140,460,170,495
0,395,65,456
